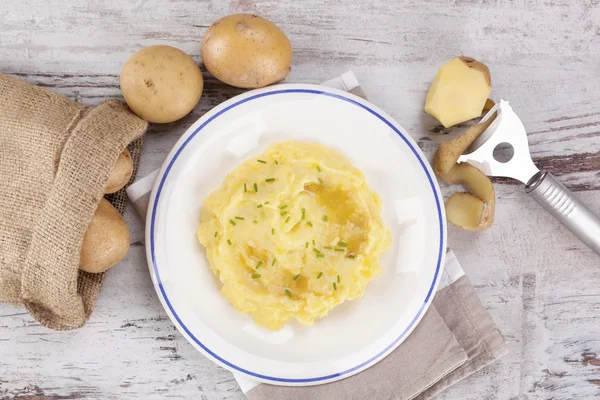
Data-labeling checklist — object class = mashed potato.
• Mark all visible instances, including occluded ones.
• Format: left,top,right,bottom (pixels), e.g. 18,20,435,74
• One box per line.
196,141,390,330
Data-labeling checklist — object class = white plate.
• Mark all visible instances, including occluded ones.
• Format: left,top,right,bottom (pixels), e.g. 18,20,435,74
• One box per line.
146,84,446,386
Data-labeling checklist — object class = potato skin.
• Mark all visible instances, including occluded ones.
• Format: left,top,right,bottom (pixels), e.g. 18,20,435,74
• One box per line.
80,199,130,273
201,14,292,88
105,149,133,194
120,45,203,123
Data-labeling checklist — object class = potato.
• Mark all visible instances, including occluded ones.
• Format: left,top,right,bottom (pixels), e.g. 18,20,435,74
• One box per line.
80,199,130,273
201,14,292,88
120,45,203,123
434,114,496,177
434,116,497,231
443,163,495,231
425,56,491,128
445,193,486,230
105,149,133,194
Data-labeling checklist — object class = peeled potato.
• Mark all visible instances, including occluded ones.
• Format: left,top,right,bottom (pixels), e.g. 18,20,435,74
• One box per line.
425,57,491,128
201,14,292,88
120,45,203,123
80,199,130,273
105,149,133,194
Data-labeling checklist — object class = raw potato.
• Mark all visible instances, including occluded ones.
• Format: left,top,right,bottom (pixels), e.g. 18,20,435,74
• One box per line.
105,149,133,194
120,45,203,123
425,56,492,128
434,115,497,231
201,14,292,88
80,199,130,273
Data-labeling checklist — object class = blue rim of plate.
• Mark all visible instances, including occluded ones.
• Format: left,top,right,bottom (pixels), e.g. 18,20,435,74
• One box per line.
149,88,445,383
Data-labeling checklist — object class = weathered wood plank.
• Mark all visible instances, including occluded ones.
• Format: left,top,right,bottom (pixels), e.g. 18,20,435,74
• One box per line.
1,0,600,399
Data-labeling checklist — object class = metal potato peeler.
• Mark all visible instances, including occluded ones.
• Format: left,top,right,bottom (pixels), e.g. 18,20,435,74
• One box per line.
457,100,600,256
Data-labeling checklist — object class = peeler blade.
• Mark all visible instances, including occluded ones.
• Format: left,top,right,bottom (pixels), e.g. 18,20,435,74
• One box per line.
457,100,539,184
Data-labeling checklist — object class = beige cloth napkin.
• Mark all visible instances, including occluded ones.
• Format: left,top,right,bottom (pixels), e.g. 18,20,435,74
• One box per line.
126,72,507,399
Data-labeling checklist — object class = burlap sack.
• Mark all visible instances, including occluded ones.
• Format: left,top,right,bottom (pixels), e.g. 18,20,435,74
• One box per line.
0,73,148,330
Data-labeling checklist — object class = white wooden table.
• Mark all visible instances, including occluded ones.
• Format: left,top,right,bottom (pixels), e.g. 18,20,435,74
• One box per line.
2,1,600,399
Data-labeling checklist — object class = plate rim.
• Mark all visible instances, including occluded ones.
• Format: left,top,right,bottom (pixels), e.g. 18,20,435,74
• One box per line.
145,83,447,385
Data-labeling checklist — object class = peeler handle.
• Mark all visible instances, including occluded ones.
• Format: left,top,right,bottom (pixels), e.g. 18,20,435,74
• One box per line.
526,171,600,256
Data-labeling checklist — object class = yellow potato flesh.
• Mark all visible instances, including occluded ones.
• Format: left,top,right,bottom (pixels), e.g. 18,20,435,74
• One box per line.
201,14,292,89
425,57,491,128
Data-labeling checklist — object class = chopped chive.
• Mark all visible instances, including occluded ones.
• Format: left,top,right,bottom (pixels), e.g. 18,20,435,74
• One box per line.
264,201,270,205
235,216,244,220
257,159,266,164
312,240,316,245
348,255,356,259
335,248,345,252
229,219,236,226
265,178,275,182
254,183,258,192
285,216,291,223
280,211,288,216
317,272,323,279
284,289,292,298
252,274,261,279
256,261,263,269
274,160,279,165
253,220,258,224
271,228,275,235
333,282,337,290
279,205,288,210
318,177,323,184
214,231,218,237
227,239,232,245
316,253,325,258
313,248,321,255
305,242,309,248
337,275,340,283
307,221,313,227
257,204,263,208
301,210,306,220
244,183,247,192
338,241,348,247
293,274,301,280
324,246,332,250
272,258,276,266
316,165,321,172
322,215,328,221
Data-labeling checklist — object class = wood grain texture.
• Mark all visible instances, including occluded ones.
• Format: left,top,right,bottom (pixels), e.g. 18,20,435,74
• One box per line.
1,0,599,399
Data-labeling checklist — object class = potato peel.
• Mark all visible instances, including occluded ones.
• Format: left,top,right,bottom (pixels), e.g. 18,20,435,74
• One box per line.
434,115,497,231
445,193,486,231
443,163,495,231
482,98,495,114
